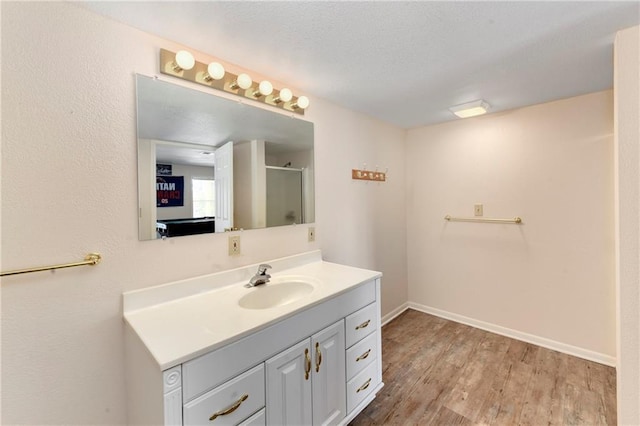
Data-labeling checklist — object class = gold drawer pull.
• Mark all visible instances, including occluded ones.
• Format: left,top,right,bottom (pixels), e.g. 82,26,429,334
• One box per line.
209,394,248,421
356,378,372,393
355,319,371,330
356,349,371,362
315,342,322,373
304,348,311,380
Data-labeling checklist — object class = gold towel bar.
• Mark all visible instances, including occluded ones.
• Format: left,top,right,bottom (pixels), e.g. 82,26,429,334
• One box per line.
0,253,102,277
444,215,522,224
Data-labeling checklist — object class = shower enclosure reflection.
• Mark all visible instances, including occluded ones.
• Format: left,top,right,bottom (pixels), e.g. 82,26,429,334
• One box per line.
266,166,304,227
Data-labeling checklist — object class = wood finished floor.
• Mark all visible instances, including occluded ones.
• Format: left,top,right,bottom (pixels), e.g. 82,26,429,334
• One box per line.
350,309,616,426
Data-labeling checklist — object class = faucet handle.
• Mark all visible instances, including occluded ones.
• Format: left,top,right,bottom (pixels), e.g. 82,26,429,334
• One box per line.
257,264,272,275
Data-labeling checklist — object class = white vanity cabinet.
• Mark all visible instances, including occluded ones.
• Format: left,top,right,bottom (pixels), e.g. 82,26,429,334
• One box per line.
123,254,383,426
266,320,346,426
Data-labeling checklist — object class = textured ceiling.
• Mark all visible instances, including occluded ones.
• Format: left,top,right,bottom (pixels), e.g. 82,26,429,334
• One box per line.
80,1,639,129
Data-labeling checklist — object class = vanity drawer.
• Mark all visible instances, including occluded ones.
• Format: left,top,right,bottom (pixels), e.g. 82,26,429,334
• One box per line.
346,360,378,413
346,331,377,380
238,408,265,426
183,364,265,426
345,302,377,347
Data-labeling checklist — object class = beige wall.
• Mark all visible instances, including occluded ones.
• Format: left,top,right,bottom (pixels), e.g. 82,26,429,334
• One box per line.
312,96,408,317
614,25,640,425
0,2,407,424
406,91,616,361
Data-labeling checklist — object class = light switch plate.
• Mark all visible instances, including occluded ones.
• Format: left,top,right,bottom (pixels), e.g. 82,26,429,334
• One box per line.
474,204,483,216
308,227,315,242
228,235,241,256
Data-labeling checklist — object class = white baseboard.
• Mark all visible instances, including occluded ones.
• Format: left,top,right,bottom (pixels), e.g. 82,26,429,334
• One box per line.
407,302,616,367
381,302,409,327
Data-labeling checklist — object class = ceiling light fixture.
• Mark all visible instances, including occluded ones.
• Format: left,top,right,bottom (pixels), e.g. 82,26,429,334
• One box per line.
159,48,308,115
449,100,490,118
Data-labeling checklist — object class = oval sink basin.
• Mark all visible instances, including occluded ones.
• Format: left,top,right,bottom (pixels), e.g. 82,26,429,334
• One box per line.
239,280,315,310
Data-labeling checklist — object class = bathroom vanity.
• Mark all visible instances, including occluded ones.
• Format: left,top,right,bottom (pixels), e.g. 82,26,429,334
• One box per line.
123,251,383,425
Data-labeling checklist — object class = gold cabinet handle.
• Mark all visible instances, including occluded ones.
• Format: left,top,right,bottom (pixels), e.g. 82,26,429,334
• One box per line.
356,349,371,362
315,342,322,373
356,378,372,393
304,348,311,380
209,394,248,421
355,319,371,330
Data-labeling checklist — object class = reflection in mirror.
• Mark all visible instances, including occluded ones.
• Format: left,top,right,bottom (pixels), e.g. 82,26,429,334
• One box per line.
136,74,314,241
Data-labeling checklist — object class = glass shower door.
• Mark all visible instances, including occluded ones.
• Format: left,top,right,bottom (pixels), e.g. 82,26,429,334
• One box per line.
266,167,303,227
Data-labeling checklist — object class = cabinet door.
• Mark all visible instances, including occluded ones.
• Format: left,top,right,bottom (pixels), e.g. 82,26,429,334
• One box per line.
266,339,312,426
311,320,346,426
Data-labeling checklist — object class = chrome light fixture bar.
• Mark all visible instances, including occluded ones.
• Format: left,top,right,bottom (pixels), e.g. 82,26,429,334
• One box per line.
449,99,490,118
159,49,308,115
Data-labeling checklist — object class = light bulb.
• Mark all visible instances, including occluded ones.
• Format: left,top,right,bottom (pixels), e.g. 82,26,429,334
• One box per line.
236,73,253,90
292,95,310,110
252,80,274,98
174,50,195,71
258,80,274,96
275,88,293,103
206,62,225,80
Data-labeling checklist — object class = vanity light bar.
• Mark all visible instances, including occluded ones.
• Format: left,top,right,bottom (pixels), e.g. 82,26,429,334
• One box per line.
159,49,308,115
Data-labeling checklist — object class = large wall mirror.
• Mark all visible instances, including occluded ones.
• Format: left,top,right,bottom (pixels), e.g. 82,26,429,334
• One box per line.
136,74,315,241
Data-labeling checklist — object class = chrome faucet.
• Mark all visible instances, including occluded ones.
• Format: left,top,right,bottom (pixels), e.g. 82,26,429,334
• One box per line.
246,264,272,287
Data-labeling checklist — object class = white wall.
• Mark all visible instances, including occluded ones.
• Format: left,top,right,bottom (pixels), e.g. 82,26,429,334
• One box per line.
0,2,407,424
266,148,313,169
233,141,254,229
614,25,640,425
406,91,616,362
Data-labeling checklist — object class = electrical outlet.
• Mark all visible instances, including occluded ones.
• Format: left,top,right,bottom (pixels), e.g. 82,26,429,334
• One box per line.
228,235,241,256
474,204,483,217
308,227,315,242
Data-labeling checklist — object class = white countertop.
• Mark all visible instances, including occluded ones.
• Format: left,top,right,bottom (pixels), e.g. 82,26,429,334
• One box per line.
124,252,381,370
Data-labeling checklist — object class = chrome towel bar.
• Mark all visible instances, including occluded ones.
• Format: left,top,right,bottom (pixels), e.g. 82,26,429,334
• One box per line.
444,215,522,224
1,253,102,277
